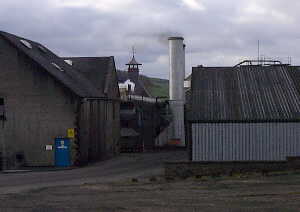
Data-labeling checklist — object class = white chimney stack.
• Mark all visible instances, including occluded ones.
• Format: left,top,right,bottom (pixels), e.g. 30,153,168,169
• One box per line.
169,37,185,101
168,37,185,147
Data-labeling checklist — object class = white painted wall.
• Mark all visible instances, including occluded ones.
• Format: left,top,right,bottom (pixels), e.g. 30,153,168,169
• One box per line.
184,80,191,88
118,79,135,92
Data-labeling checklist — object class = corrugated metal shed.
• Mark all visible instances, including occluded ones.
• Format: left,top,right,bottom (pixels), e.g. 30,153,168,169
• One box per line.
188,65,300,161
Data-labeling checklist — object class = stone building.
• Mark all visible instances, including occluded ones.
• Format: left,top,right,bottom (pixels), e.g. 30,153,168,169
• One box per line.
0,31,120,168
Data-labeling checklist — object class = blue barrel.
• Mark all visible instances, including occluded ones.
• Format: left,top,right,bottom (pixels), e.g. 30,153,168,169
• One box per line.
55,138,71,167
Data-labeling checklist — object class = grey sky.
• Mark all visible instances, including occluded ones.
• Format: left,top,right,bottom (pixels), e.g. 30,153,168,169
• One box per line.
1,0,299,79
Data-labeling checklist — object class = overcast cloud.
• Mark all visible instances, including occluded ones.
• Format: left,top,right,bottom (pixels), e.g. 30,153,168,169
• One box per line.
1,0,300,78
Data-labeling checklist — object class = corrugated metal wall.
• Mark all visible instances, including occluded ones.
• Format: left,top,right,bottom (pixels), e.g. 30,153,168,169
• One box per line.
192,122,300,161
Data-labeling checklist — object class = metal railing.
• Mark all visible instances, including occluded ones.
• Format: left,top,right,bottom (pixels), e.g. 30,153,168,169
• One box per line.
234,59,283,68
127,95,168,103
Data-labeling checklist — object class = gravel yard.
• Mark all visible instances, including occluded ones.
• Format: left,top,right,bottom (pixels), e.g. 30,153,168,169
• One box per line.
1,171,300,211
1,151,300,211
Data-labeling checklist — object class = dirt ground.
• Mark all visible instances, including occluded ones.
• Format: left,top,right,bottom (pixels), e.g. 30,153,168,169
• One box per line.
1,171,300,212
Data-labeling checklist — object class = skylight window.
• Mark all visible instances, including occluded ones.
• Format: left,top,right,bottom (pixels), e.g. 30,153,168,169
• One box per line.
20,39,32,49
38,45,47,53
64,59,73,66
51,62,64,72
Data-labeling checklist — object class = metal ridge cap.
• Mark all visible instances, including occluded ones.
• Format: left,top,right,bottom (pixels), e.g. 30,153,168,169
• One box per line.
168,36,184,40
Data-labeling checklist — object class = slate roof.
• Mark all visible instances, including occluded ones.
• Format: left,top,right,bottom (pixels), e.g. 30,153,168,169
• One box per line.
62,57,115,95
117,70,151,97
185,74,192,81
0,31,101,97
188,65,300,122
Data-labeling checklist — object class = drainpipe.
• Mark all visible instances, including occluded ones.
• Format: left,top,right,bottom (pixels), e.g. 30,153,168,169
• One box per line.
1,119,6,171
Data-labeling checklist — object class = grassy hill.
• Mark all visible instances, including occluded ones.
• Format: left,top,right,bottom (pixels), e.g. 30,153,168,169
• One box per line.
140,75,169,98
117,70,169,98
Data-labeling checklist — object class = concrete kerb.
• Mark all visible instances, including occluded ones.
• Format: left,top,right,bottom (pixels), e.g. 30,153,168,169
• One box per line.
1,166,77,174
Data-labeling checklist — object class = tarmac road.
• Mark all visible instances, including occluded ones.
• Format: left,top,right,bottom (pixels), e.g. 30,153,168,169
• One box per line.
0,150,186,194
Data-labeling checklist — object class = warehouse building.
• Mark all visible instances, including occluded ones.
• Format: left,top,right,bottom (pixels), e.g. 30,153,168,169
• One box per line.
187,63,300,161
0,31,120,168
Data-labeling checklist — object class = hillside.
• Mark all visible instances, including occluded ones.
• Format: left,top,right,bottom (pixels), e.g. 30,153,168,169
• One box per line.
140,75,169,98
117,70,169,98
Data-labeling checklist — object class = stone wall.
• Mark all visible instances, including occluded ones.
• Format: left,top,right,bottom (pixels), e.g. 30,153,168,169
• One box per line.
165,157,300,178
0,36,78,167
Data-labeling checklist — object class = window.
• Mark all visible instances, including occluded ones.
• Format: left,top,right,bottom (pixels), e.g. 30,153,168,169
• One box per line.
51,62,65,72
64,60,73,66
38,45,47,53
128,84,132,92
0,98,5,121
20,39,32,49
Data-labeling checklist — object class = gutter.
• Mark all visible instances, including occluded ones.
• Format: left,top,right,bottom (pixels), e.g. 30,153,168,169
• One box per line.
187,119,300,124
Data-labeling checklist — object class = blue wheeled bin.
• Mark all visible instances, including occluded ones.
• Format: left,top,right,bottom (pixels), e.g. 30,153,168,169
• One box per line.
55,138,71,167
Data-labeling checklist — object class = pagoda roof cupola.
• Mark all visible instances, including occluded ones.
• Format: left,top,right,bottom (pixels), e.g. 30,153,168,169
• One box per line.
126,55,142,66
126,47,142,73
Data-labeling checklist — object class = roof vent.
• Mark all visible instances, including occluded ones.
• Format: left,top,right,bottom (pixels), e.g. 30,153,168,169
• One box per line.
64,59,73,66
51,62,64,72
38,45,47,53
20,39,32,49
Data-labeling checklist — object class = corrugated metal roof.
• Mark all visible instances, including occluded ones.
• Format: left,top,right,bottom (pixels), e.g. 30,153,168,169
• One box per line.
188,65,300,122
0,31,101,98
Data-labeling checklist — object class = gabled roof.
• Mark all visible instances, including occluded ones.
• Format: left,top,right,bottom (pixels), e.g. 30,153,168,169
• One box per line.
117,70,151,97
62,57,115,95
188,65,300,122
0,31,101,98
